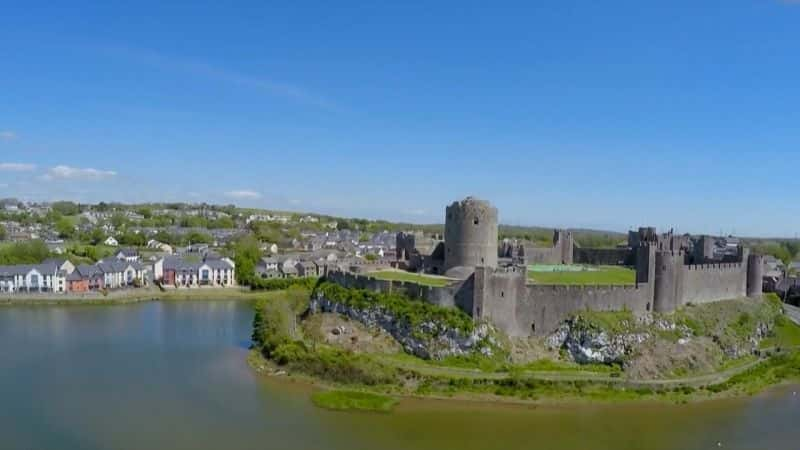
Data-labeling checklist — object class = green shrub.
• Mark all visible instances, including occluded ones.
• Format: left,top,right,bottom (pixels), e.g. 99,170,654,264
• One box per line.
313,281,474,334
311,390,398,412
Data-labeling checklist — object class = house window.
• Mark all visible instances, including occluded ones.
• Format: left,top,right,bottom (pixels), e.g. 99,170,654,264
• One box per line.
201,270,210,281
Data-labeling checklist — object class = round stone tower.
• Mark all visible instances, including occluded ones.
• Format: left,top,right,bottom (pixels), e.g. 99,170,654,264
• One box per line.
747,253,764,298
653,251,678,313
444,197,498,273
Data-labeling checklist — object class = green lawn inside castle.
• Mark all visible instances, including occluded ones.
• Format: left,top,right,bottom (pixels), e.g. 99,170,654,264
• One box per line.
251,282,800,410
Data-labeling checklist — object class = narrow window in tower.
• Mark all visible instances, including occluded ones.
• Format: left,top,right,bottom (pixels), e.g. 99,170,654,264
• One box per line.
474,217,479,225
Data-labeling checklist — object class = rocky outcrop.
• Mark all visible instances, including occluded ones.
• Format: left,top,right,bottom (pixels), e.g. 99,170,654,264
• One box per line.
548,311,774,366
309,293,498,360
546,317,650,365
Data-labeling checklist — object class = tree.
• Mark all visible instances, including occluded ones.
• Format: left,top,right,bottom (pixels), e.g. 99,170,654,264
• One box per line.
110,214,128,229
186,231,213,245
208,216,235,229
119,231,146,247
55,217,76,239
0,240,51,265
136,207,153,219
51,201,80,216
233,236,262,286
0,223,6,241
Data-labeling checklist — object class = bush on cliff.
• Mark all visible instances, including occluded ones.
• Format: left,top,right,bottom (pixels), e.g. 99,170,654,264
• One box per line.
313,281,475,334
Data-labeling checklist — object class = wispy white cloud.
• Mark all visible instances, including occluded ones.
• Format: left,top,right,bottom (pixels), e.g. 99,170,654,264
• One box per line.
41,165,117,181
0,131,16,141
95,45,339,111
225,190,262,200
0,162,36,171
406,209,428,216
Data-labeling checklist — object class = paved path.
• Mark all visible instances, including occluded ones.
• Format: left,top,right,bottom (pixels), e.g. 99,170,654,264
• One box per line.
378,352,770,390
784,303,800,326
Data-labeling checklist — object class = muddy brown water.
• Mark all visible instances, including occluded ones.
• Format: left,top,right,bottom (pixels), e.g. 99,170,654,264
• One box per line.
1,300,797,450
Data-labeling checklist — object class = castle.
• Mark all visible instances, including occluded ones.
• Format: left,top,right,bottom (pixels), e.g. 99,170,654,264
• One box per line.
329,197,764,337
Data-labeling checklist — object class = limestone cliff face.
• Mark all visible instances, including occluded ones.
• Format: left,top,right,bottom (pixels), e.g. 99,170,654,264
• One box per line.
309,294,498,360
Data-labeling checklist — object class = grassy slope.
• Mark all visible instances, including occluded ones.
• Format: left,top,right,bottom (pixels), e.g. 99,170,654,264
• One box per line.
369,270,453,287
251,288,800,405
528,265,636,285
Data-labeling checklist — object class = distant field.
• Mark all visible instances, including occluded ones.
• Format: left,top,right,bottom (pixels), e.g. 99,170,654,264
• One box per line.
369,270,453,287
528,265,635,285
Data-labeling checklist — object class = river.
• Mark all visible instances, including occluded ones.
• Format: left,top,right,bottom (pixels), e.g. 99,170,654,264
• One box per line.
0,300,797,450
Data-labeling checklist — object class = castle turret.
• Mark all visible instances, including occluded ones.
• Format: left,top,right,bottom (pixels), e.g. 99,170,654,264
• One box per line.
654,251,679,313
444,197,498,273
747,253,764,298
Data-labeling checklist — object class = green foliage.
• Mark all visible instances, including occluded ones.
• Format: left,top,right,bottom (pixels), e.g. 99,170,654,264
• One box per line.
55,217,76,239
208,216,235,229
0,223,5,241
705,351,800,395
752,241,799,266
66,244,114,263
51,201,80,216
233,235,262,286
119,231,146,247
311,390,398,412
572,309,635,334
153,230,181,246
186,231,213,244
278,344,399,385
110,213,128,229
179,216,208,228
314,281,475,334
135,207,153,219
761,315,800,349
0,240,51,264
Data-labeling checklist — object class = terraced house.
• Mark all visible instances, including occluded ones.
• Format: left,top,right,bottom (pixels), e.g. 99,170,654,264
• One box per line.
0,262,68,293
157,256,236,287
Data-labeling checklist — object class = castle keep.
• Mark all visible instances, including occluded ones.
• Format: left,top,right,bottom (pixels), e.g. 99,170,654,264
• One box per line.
330,197,764,337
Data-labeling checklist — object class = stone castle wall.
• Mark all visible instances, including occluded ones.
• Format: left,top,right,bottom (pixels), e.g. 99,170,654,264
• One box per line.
325,270,474,312
473,266,652,336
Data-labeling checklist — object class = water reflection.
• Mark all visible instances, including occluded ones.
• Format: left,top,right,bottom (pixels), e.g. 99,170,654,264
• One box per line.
0,301,798,450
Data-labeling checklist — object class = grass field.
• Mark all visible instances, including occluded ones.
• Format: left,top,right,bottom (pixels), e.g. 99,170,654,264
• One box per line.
528,265,636,285
311,390,398,412
760,315,800,349
369,270,453,287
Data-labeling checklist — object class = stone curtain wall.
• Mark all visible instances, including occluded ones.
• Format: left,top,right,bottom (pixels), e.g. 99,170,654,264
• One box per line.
521,284,651,336
325,270,474,313
679,263,748,305
524,246,562,265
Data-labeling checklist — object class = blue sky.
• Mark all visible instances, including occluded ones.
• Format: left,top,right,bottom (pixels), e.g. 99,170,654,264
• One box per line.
1,1,799,236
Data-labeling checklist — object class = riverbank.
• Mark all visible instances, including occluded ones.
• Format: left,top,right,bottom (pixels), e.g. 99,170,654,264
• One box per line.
249,284,800,410
247,345,800,411
0,287,263,305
